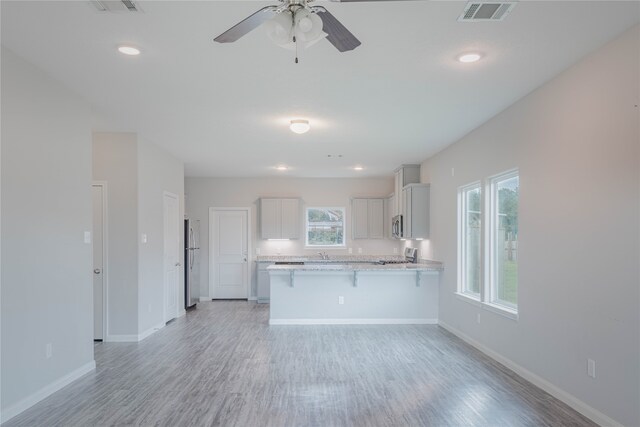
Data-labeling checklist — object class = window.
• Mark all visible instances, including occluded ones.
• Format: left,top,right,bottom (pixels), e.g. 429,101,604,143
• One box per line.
458,183,482,298
456,169,519,319
306,207,345,247
489,171,519,310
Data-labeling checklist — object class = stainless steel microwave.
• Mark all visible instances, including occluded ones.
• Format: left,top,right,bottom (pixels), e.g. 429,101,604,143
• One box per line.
392,215,403,239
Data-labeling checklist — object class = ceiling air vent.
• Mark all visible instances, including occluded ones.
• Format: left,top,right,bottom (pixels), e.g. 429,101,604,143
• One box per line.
458,2,516,22
90,0,142,13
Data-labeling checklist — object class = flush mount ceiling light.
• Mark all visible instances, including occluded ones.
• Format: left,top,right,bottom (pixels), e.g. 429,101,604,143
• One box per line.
353,166,364,171
290,119,310,134
118,45,141,56
275,165,289,171
458,52,482,63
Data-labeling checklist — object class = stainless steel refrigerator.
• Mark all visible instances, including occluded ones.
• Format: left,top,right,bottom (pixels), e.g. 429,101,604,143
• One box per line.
185,219,200,309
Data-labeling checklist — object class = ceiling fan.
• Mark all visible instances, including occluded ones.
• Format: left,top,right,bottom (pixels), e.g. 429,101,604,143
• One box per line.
213,0,374,61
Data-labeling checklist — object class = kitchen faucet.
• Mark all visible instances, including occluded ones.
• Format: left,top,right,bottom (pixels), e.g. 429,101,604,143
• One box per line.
318,251,329,260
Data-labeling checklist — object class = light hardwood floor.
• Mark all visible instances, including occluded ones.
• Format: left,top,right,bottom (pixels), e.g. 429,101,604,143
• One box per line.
6,301,595,427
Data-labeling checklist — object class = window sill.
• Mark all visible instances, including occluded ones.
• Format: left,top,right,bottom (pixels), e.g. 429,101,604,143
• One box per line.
304,246,346,250
455,293,519,321
482,302,518,320
455,292,482,307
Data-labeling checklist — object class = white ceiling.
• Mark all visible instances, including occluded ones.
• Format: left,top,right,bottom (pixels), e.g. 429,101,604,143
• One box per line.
1,1,638,177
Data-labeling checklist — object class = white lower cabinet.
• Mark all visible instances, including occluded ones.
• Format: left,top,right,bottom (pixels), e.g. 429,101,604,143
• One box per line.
257,263,272,303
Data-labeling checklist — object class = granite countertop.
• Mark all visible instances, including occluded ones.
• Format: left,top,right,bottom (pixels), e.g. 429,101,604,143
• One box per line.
267,262,442,272
256,255,406,263
256,255,443,271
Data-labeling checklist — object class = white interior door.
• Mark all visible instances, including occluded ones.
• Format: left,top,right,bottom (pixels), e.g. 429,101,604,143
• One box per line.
212,209,248,299
163,192,180,322
92,185,104,340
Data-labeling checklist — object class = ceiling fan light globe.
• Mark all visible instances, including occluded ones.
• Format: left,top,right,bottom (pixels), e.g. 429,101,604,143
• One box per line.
298,17,313,33
265,11,293,45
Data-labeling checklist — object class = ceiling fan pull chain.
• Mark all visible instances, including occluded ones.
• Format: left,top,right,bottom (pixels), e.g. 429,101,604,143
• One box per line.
294,35,299,64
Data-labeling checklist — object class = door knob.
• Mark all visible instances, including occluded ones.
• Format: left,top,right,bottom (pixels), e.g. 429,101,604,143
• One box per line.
94,269,101,274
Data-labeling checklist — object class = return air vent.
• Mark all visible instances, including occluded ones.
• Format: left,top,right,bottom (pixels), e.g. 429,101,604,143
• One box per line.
90,0,142,13
458,2,516,21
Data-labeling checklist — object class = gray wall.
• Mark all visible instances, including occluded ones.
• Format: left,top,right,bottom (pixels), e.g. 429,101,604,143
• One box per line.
185,177,399,298
417,26,639,426
93,133,139,337
94,133,185,338
137,137,185,333
1,47,94,416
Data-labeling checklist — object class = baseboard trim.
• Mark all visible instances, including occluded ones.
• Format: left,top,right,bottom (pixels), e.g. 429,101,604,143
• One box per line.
438,321,623,427
269,318,438,325
198,297,211,302
105,334,138,342
177,310,186,318
137,322,165,342
248,296,257,301
1,360,96,424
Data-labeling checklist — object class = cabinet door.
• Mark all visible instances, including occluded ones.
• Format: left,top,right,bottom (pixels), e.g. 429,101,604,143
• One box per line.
280,199,300,239
352,198,369,239
368,199,384,239
403,187,412,238
260,199,280,239
394,170,402,217
410,185,430,239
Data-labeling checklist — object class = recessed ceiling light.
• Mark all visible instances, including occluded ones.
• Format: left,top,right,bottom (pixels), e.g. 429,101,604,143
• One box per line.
353,166,364,171
458,52,482,63
275,165,288,171
118,46,141,56
290,119,310,134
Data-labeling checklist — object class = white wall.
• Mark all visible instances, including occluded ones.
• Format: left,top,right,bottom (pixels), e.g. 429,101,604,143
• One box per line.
93,133,139,337
185,177,400,298
137,137,185,333
1,47,94,420
419,26,639,426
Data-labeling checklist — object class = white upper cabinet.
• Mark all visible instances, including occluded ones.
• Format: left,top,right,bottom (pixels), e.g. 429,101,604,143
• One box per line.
352,198,385,239
394,165,420,217
260,198,300,240
402,183,430,239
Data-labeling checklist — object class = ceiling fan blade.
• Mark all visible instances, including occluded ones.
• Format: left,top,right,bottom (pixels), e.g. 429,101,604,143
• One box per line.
314,7,361,52
214,6,278,43
330,0,419,2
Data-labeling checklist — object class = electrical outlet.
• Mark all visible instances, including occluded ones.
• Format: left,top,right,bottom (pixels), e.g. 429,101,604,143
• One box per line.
348,247,353,254
357,248,362,254
141,233,148,244
451,167,455,177
587,359,596,378
46,343,52,359
84,231,91,244
393,247,398,254
338,296,344,305
477,314,481,324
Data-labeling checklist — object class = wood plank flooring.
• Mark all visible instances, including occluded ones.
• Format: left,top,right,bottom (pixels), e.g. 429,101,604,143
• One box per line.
6,301,596,427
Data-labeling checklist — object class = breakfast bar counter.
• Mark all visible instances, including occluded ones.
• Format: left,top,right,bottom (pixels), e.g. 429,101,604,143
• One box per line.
267,262,442,325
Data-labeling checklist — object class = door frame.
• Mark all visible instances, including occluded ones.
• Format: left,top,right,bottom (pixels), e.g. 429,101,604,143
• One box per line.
163,191,181,323
92,181,109,341
208,207,252,299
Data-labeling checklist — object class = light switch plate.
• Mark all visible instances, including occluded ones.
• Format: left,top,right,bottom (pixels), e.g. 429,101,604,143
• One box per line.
141,234,148,244
84,231,91,244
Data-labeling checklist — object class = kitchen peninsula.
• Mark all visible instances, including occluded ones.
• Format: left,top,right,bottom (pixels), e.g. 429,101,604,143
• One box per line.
266,256,442,325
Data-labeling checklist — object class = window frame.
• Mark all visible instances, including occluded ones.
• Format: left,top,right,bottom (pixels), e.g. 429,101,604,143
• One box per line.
487,169,519,312
455,169,520,321
457,182,482,300
305,206,347,248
